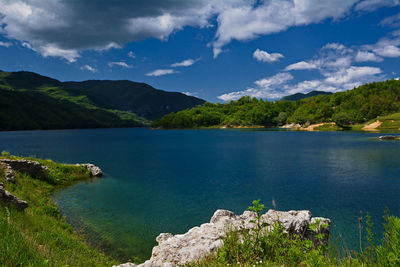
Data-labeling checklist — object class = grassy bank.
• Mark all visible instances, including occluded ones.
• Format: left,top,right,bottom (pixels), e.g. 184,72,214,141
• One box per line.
0,153,119,266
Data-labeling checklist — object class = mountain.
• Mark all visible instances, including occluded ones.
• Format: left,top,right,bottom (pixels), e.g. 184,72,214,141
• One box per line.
281,91,332,101
0,70,205,130
62,80,205,120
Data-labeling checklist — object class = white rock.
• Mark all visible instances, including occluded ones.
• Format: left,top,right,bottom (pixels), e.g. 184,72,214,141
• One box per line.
115,209,330,267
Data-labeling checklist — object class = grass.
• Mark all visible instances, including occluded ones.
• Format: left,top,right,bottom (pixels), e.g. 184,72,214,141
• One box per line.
376,113,400,131
0,153,120,266
352,112,400,132
313,123,344,131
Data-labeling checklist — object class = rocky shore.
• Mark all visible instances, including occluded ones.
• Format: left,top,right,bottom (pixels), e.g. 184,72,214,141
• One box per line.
0,158,102,210
116,209,330,267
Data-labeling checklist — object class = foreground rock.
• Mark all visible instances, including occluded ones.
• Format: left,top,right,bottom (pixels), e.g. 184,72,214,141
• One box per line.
0,182,28,211
115,209,330,267
0,159,49,180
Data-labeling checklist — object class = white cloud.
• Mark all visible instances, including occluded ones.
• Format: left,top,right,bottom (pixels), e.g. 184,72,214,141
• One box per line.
380,13,400,27
37,44,80,63
0,41,12,47
354,51,383,62
20,41,79,62
322,43,346,51
211,1,357,57
21,42,32,49
285,61,318,71
219,41,387,101
108,62,132,68
128,51,136,58
355,0,400,12
374,45,400,57
253,49,284,63
80,64,96,72
218,72,293,101
182,91,198,97
324,66,382,85
254,73,293,88
361,33,400,58
171,58,200,67
146,69,179,77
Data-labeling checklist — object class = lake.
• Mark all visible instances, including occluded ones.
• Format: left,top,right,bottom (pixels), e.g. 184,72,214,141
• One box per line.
0,128,399,262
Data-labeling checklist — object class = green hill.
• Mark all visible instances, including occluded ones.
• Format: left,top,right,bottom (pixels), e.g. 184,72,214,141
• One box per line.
152,79,400,129
62,80,205,120
0,70,205,130
281,91,332,101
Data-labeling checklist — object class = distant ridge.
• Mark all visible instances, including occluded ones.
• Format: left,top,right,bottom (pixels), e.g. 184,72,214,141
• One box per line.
62,79,205,120
281,91,332,101
0,70,205,130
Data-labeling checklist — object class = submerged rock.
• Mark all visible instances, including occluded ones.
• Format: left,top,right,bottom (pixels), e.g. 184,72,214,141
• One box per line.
0,182,28,211
115,209,330,267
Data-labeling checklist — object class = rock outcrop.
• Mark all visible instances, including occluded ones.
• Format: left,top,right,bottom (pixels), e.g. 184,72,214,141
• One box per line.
85,164,103,177
0,182,28,211
77,164,103,177
378,135,399,140
0,162,15,183
115,209,330,267
0,159,49,180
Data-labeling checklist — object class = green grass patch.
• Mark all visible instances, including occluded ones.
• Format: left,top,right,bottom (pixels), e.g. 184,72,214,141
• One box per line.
0,154,119,266
376,113,400,130
314,123,344,131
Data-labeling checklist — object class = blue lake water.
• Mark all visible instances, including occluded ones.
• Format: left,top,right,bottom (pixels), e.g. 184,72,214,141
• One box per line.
0,128,399,262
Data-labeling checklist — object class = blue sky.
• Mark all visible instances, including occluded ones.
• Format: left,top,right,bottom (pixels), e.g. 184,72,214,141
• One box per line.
0,0,399,102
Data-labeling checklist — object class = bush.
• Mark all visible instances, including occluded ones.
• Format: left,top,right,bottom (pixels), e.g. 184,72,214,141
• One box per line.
1,150,10,157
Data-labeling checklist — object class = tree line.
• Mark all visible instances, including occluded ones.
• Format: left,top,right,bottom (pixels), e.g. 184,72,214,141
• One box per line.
152,79,400,128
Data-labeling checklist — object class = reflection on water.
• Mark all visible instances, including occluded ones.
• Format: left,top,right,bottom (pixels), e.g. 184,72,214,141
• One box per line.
0,128,399,262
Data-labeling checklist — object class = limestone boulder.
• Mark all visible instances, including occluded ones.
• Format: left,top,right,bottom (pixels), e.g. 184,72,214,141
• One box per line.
115,209,330,267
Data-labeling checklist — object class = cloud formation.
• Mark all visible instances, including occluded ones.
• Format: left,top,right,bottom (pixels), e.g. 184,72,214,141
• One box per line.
0,0,215,61
218,40,388,101
285,61,318,71
253,49,284,63
354,51,383,62
0,0,397,61
128,51,136,59
171,58,200,67
146,69,179,77
218,72,293,101
355,0,400,11
0,41,12,47
108,62,133,68
80,64,96,72
211,0,358,57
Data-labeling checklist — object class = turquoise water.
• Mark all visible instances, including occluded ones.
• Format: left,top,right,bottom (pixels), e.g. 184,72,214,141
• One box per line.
0,128,399,261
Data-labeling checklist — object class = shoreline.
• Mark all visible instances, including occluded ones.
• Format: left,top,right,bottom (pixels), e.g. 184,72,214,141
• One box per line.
0,155,119,266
